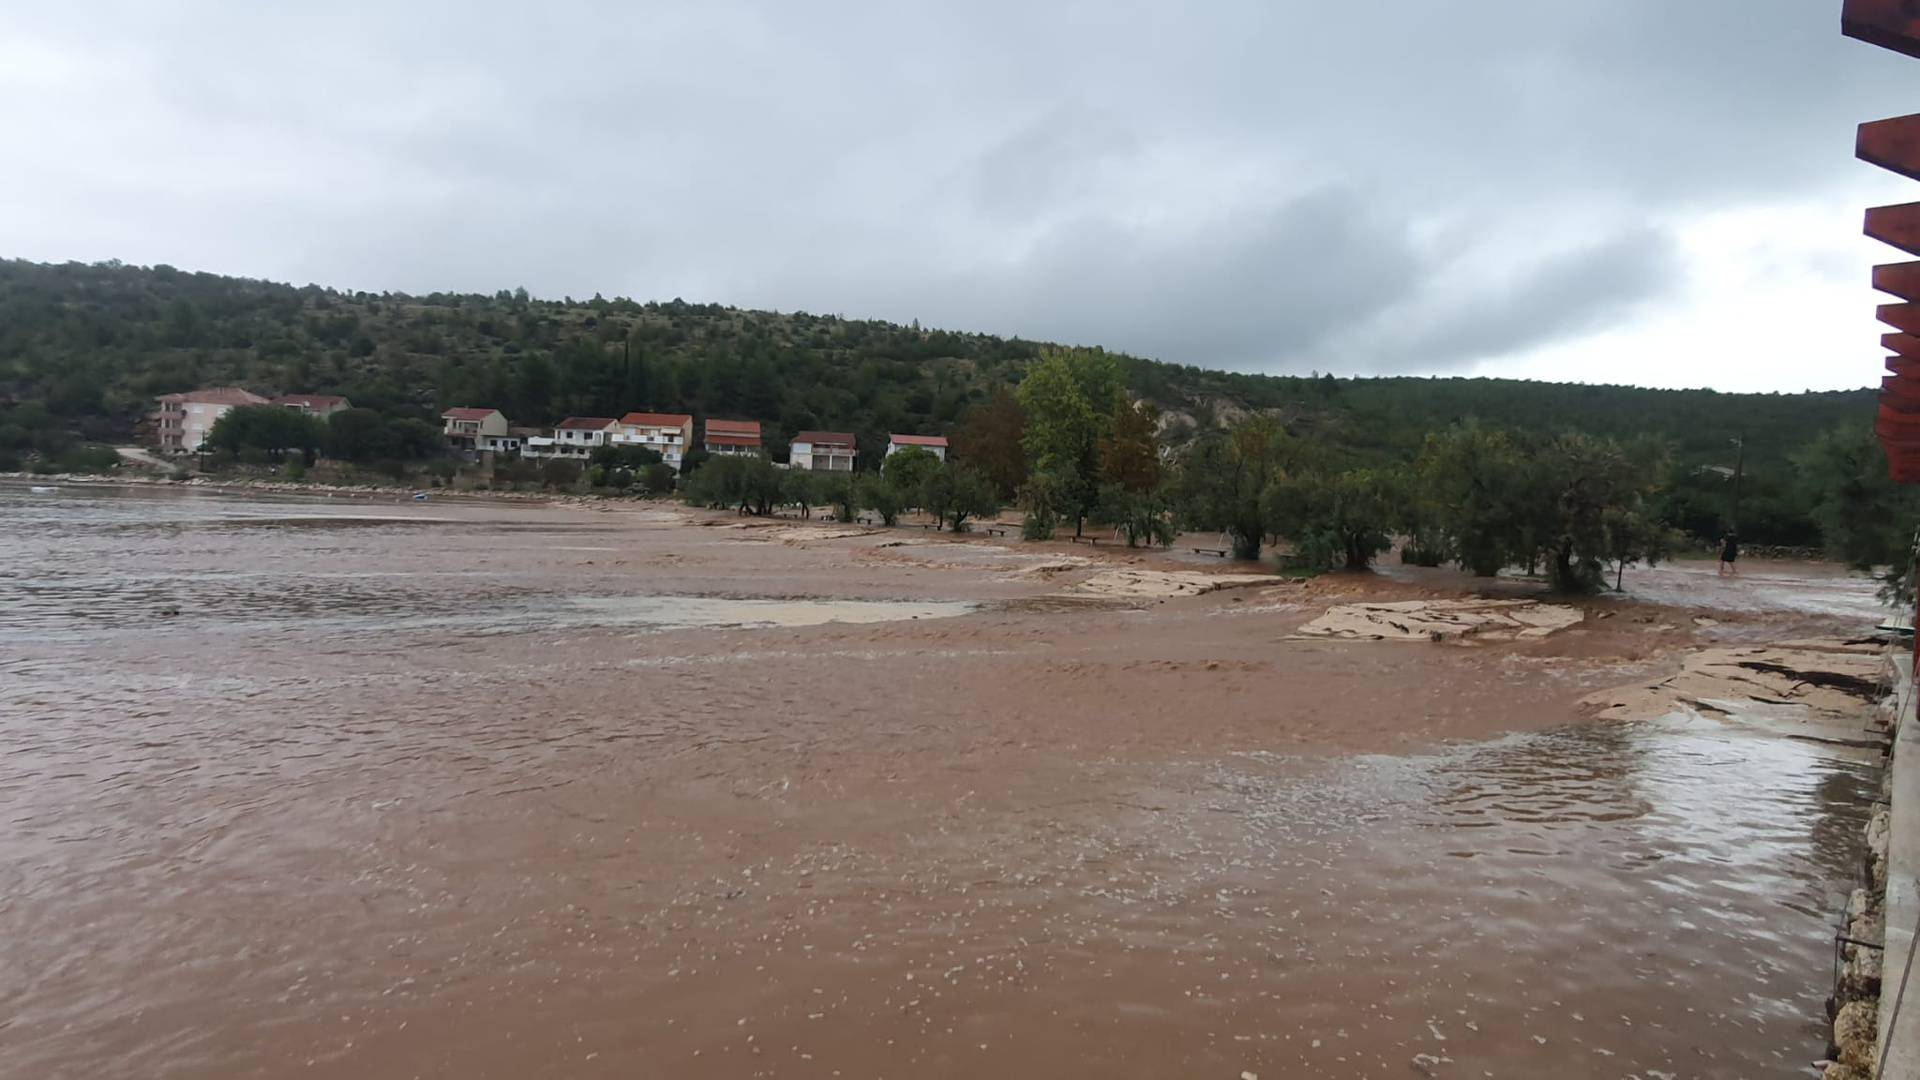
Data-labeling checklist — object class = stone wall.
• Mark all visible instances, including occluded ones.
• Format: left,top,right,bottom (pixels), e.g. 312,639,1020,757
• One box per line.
1827,652,1909,1079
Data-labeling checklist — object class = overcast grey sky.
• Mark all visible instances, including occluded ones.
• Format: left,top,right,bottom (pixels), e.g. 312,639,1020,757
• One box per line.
4,1,1916,391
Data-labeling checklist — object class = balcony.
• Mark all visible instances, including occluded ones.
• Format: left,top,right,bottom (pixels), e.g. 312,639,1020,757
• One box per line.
611,432,683,447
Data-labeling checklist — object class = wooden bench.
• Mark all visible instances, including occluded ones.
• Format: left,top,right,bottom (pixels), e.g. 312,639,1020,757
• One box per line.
984,526,1008,537
1069,535,1103,546
1192,547,1229,557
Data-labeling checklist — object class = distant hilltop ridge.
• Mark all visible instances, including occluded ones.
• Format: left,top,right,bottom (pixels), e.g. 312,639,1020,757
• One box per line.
0,255,1872,491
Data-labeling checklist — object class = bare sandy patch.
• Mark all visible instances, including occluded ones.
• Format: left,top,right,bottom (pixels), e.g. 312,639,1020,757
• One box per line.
1289,598,1584,642
1071,568,1275,598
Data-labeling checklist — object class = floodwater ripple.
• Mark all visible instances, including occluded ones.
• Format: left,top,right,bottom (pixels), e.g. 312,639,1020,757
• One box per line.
0,481,1878,1079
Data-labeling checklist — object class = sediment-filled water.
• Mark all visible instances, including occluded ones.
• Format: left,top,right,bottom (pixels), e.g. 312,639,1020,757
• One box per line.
0,481,1881,1078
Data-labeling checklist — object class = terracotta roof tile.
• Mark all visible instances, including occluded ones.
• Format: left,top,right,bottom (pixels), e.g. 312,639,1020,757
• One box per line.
161,387,269,406
793,431,856,447
618,412,693,428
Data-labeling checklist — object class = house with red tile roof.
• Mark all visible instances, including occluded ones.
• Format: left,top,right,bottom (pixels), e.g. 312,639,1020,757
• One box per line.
440,408,519,455
886,433,948,462
791,431,857,472
612,412,695,471
703,418,764,457
525,417,619,459
152,387,269,452
272,393,352,417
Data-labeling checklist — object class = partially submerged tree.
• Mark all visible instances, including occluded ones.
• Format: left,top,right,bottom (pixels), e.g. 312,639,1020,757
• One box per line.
1601,505,1678,591
1099,398,1162,493
1268,466,1405,571
1017,347,1122,536
1175,415,1289,559
1092,397,1173,547
781,468,820,519
881,445,942,504
920,461,1000,532
1797,422,1920,602
858,474,903,526
1018,471,1064,540
1414,421,1532,577
819,473,858,523
1532,432,1669,593
680,454,782,514
1412,422,1669,591
1100,482,1177,548
951,386,1028,500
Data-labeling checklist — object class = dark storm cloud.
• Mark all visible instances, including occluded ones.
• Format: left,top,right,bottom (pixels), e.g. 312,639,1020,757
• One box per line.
0,0,1913,384
1354,227,1686,374
932,187,1429,370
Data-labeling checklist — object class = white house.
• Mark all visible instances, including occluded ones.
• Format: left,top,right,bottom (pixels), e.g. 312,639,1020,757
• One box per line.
790,431,857,472
441,408,520,455
886,433,948,462
611,412,694,471
525,417,619,459
704,418,763,456
152,387,269,453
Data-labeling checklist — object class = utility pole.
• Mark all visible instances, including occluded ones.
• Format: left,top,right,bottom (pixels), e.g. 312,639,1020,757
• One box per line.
1728,434,1745,531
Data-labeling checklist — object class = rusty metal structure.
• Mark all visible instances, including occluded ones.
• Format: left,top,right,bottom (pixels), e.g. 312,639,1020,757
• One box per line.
1847,0,1920,482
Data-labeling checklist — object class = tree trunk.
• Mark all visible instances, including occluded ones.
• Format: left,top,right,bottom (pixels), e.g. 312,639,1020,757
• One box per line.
1550,544,1591,593
1344,535,1369,571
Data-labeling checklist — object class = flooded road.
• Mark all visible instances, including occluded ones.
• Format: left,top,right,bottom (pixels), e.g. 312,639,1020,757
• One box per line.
0,481,1886,1078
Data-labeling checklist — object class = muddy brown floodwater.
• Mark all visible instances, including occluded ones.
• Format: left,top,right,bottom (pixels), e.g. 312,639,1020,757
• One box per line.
0,481,1891,1078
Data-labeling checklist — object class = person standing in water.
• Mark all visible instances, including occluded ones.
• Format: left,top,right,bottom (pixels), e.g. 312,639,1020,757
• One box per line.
1717,529,1739,576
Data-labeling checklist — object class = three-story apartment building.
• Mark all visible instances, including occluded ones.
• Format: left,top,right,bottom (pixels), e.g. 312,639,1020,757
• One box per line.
610,412,694,471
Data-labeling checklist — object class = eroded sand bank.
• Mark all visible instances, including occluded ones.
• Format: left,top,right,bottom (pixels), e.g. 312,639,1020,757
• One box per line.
1584,637,1887,728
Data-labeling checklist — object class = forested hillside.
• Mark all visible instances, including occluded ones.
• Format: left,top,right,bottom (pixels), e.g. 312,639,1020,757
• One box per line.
0,257,1876,544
